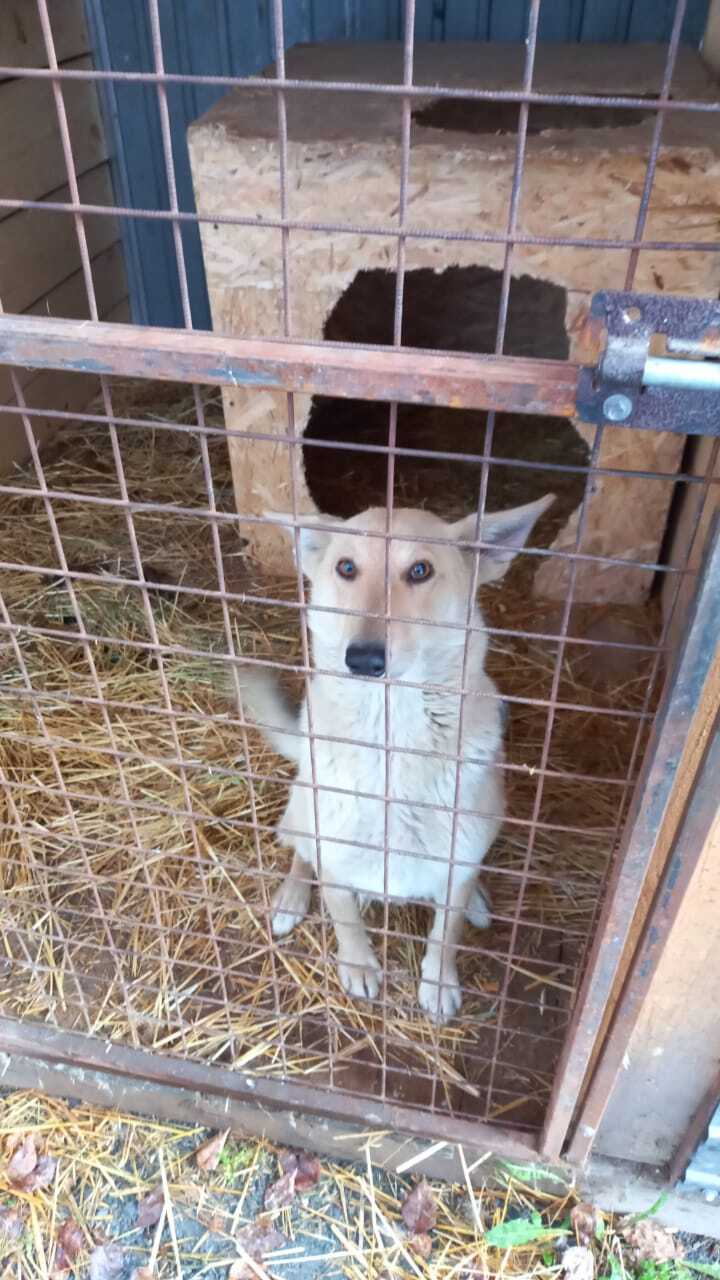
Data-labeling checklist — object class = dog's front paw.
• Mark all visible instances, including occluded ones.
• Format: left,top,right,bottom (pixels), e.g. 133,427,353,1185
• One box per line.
337,950,381,1001
418,969,462,1023
271,876,311,937
465,884,492,930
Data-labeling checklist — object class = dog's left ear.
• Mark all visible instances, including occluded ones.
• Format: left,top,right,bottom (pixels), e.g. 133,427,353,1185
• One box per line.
268,511,340,580
449,493,555,584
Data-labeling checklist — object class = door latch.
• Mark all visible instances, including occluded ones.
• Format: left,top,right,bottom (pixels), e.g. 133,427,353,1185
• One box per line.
577,291,720,434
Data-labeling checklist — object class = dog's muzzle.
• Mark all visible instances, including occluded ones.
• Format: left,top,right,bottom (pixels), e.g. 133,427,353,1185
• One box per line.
345,642,386,677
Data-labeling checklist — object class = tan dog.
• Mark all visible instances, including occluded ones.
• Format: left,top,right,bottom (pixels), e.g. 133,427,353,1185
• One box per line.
235,495,553,1021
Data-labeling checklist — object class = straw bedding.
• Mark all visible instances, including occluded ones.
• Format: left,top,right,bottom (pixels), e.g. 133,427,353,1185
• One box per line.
0,383,661,1132
2,1088,683,1280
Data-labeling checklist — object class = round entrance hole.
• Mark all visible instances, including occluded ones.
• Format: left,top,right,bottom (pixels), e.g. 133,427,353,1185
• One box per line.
303,266,588,545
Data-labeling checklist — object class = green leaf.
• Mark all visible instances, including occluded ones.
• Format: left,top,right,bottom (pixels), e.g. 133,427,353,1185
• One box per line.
630,1191,669,1223
683,1265,720,1280
485,1217,569,1249
543,1251,556,1267
600,1252,624,1280
500,1160,570,1188
595,1218,606,1242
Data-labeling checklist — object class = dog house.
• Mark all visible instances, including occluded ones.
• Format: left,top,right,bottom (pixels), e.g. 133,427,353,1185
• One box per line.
188,41,720,602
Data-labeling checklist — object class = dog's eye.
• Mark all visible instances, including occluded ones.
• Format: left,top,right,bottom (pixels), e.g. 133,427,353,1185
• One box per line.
407,560,433,583
336,558,357,581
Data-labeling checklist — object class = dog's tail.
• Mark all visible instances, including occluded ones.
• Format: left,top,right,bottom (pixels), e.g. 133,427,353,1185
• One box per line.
224,663,302,765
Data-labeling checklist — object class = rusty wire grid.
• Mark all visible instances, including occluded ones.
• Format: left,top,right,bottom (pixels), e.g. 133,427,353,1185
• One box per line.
0,0,719,1156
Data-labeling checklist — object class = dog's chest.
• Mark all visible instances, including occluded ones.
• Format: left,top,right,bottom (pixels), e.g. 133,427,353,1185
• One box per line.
294,682,495,900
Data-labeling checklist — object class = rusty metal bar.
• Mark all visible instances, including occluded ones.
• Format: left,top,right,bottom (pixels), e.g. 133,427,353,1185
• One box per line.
1,194,717,257
0,1014,540,1159
540,515,720,1161
1,62,718,115
0,314,579,417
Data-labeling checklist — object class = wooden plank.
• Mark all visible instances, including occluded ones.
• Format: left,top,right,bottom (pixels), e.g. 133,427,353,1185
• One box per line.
705,0,720,73
0,0,88,71
540,520,720,1158
662,438,720,656
0,281,128,473
0,164,118,315
0,242,127,397
0,56,108,220
587,730,720,1165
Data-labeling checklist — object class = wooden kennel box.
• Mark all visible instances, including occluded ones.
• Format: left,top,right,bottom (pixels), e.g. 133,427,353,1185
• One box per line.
188,41,720,601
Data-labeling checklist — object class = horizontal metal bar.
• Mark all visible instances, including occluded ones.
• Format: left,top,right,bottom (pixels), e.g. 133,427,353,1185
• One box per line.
0,315,578,417
0,63,718,115
644,355,720,393
1,195,718,258
0,1015,540,1158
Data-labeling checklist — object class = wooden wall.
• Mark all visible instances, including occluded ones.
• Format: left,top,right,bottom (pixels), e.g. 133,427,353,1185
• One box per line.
0,0,128,473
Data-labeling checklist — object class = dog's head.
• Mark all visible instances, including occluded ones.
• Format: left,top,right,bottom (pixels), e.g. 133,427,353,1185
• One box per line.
272,495,554,680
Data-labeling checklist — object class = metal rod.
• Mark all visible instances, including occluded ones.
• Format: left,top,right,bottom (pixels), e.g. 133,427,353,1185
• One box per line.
644,355,720,393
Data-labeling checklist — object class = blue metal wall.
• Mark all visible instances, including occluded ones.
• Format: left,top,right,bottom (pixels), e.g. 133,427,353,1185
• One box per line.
86,0,711,330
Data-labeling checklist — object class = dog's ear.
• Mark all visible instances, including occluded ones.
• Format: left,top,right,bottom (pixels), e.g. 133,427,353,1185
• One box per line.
268,511,340,579
449,493,555,584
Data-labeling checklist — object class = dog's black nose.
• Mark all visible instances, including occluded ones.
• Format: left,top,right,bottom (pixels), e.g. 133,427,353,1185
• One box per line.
345,642,386,677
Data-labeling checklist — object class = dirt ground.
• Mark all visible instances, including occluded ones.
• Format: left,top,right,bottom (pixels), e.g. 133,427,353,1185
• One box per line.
0,1089,718,1280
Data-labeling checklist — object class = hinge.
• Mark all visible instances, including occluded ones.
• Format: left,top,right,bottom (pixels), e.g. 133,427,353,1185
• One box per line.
577,291,720,435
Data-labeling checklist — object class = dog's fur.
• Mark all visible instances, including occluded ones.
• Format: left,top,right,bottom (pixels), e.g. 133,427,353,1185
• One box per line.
235,495,553,1021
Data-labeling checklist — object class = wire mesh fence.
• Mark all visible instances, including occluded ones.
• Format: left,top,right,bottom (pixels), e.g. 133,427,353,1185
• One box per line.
0,0,719,1154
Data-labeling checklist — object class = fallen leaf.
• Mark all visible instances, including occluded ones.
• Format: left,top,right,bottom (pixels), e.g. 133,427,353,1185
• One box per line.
6,1135,56,1194
230,1222,287,1278
52,1219,85,1273
193,1136,229,1172
136,1185,164,1230
178,1183,203,1206
264,1169,296,1210
278,1150,321,1193
26,1154,57,1192
401,1180,437,1235
130,1269,155,1280
6,1135,37,1184
0,1208,24,1246
195,1129,230,1173
89,1243,125,1280
620,1218,683,1264
571,1203,602,1246
562,1245,595,1280
408,1232,433,1258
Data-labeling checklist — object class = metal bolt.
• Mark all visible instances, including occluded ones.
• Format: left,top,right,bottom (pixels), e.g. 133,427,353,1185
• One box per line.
603,393,633,422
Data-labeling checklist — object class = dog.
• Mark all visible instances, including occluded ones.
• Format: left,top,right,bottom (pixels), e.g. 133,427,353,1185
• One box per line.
234,494,553,1021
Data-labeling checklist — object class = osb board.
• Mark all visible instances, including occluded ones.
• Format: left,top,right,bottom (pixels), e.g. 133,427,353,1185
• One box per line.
0,0,88,74
191,110,720,597
0,55,108,219
199,42,718,148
